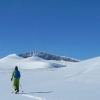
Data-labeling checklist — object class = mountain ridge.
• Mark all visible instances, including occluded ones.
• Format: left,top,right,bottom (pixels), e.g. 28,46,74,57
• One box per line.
18,51,80,62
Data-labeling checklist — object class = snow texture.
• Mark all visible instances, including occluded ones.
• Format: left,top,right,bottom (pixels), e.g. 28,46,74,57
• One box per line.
0,54,100,100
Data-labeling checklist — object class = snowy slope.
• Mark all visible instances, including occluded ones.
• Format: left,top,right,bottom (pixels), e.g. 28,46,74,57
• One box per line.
0,55,100,100
0,54,73,69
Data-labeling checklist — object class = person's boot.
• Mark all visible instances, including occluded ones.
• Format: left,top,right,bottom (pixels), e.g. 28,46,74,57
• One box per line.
15,90,17,94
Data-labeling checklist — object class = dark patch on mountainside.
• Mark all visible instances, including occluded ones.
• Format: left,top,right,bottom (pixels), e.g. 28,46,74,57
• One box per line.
18,51,80,62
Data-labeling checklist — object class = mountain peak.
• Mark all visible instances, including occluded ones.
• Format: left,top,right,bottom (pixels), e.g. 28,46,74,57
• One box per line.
18,51,80,62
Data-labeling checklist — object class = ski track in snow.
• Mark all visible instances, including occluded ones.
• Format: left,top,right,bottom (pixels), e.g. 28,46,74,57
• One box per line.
21,94,46,100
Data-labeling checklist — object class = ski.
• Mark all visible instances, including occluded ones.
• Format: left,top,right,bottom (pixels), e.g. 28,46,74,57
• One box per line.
11,91,23,94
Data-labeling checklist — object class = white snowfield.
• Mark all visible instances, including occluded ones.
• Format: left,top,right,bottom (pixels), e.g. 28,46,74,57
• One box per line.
0,54,100,100
0,54,72,69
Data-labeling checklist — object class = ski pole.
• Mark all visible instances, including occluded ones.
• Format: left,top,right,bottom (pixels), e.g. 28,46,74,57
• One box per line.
20,84,23,92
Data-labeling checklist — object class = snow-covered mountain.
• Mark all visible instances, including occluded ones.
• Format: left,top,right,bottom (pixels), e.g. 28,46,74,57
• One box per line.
0,53,100,100
18,51,79,62
0,54,74,69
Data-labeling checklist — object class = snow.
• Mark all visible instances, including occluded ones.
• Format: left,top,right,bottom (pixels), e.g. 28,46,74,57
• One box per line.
0,54,72,69
0,54,100,100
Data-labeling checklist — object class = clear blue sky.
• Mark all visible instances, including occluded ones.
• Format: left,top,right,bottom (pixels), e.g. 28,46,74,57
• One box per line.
0,0,100,60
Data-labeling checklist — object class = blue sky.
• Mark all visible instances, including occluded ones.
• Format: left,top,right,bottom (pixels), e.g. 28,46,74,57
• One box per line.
0,0,100,60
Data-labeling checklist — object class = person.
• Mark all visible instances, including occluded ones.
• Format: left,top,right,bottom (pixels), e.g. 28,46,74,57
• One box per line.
11,66,21,94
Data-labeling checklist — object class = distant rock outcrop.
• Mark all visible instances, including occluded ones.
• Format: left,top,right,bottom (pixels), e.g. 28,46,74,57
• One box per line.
18,51,80,62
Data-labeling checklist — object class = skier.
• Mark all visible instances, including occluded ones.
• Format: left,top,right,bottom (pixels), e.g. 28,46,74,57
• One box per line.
11,66,21,94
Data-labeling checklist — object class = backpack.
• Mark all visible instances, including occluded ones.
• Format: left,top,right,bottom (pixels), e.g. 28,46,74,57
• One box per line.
14,70,20,78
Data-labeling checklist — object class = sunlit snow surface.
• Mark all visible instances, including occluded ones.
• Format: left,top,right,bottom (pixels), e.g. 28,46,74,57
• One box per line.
0,54,100,100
